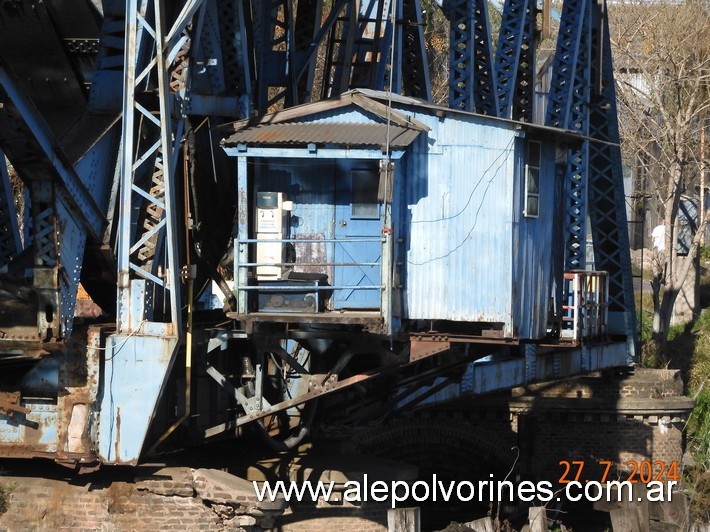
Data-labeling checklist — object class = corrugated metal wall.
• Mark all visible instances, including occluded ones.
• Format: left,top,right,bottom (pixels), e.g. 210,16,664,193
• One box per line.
401,111,519,335
511,138,558,339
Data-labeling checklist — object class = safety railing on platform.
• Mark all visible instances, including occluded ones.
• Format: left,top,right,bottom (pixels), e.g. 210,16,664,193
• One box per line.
561,270,609,342
233,237,383,314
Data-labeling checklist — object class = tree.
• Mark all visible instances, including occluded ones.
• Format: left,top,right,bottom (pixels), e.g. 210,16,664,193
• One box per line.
610,0,710,355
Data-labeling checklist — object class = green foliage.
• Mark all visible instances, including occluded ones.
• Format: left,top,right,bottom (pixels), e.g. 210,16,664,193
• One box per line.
637,301,710,521
687,468,710,524
668,322,688,342
700,246,710,263
687,390,710,522
687,313,710,472
637,310,659,368
688,390,710,470
690,311,710,391
638,309,654,346
682,310,710,521
0,481,15,514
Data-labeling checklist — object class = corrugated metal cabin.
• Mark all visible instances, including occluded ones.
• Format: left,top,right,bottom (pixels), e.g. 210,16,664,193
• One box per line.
222,89,582,341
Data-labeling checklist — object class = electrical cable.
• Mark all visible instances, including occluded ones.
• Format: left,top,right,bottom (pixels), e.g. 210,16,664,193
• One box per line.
410,136,516,224
407,137,517,265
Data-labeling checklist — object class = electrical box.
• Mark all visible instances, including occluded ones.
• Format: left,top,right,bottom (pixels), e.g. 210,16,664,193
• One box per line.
255,192,289,280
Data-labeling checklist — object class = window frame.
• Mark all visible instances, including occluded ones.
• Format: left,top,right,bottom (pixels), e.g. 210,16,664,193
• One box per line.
524,140,541,218
350,169,381,219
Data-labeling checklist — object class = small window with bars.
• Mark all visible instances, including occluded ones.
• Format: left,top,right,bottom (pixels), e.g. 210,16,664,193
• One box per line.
524,140,541,218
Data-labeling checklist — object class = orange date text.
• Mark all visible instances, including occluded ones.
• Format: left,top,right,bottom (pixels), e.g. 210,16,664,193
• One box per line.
558,460,680,484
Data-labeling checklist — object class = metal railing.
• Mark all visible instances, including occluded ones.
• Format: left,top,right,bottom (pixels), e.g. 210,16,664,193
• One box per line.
233,237,383,313
560,270,609,341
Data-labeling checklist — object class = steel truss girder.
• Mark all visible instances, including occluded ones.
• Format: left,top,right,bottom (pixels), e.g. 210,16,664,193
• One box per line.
0,66,100,341
254,0,291,113
89,0,130,113
185,0,253,116
400,0,432,100
0,66,105,240
192,0,227,96
25,180,86,341
0,0,126,342
494,0,536,121
100,0,205,465
291,0,322,105
587,10,637,360
117,0,192,332
445,0,497,115
324,0,396,99
217,0,254,105
545,0,592,269
562,141,589,270
30,181,59,340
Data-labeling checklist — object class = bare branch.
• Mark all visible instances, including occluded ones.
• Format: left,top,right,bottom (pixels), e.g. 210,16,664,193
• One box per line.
610,0,710,343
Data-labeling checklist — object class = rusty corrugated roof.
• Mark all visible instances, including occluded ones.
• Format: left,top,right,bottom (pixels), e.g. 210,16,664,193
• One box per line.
222,121,422,149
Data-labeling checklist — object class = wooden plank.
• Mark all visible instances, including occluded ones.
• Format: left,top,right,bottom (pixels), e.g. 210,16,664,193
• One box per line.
528,506,547,532
633,481,650,527
462,517,494,532
387,507,420,532
649,491,688,527
610,506,647,532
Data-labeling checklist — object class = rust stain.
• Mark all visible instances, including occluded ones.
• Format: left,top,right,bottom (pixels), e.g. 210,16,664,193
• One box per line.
294,233,327,276
409,339,451,362
114,407,121,461
0,391,29,417
0,444,56,459
52,325,104,464
238,188,249,228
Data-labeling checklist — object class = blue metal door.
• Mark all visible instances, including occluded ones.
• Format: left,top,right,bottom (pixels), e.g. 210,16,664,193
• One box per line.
333,169,382,309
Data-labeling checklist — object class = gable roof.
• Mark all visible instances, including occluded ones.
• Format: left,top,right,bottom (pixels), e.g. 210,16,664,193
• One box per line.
222,121,422,150
221,91,429,150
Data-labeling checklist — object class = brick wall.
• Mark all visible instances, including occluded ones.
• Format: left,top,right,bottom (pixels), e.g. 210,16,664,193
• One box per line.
0,467,282,532
280,502,388,532
0,465,393,532
517,368,684,400
354,369,693,487
513,369,692,483
529,415,685,482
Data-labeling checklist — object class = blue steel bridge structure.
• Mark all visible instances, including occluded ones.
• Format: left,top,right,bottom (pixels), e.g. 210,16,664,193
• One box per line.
0,0,635,466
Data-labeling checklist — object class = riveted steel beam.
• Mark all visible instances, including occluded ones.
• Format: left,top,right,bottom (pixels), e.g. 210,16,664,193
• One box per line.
444,0,497,115
587,6,637,361
494,0,536,121
400,0,432,101
545,0,592,270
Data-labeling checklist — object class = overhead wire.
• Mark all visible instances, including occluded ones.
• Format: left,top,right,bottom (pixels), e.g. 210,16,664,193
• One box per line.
410,136,516,224
407,136,517,266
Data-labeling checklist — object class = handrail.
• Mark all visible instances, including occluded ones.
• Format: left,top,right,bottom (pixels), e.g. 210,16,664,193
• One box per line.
236,237,383,244
560,270,609,341
236,262,381,267
233,235,384,313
